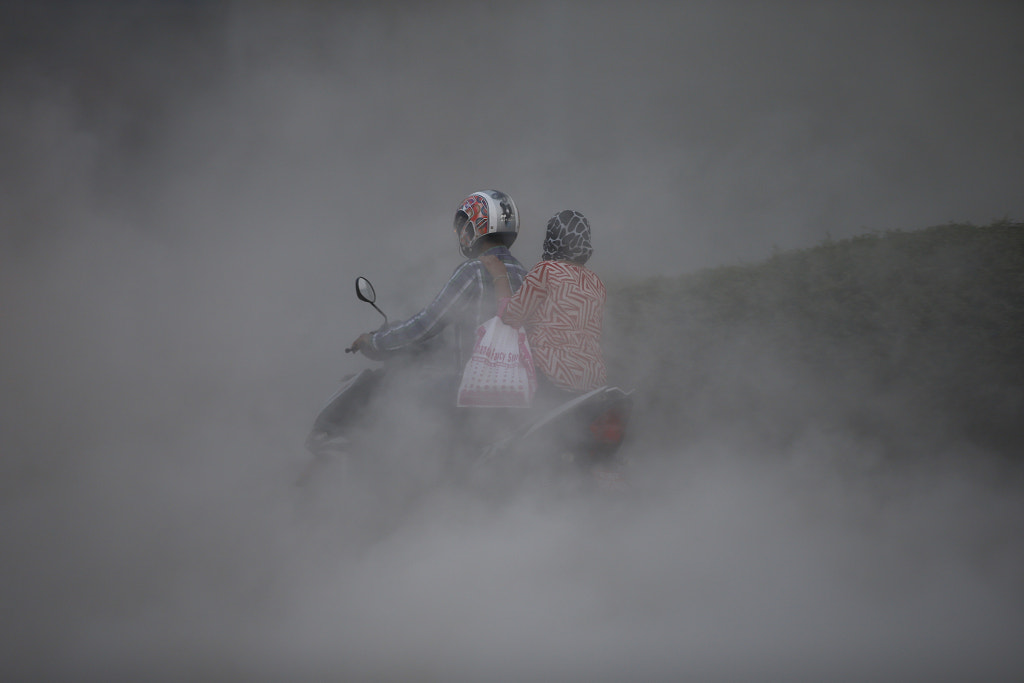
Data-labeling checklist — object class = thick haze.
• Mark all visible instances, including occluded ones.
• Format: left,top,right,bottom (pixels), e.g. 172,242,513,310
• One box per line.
2,1,1023,680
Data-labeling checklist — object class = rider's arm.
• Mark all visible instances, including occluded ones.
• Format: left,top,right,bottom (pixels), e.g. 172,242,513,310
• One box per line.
368,261,480,353
497,262,548,328
480,253,514,299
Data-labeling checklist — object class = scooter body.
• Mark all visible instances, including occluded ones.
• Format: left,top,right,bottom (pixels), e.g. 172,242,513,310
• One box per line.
302,277,632,489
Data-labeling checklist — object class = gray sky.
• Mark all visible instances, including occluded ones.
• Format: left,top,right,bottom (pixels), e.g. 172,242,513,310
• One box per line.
3,1,1022,278
2,2,1023,679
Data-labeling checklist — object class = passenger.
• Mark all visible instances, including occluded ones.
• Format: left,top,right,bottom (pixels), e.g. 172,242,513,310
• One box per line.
480,209,607,404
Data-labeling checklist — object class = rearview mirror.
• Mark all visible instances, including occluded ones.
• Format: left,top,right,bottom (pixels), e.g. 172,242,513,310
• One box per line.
354,276,387,326
355,276,376,304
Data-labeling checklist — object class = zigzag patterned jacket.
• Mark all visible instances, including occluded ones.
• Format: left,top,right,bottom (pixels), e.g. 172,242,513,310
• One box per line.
498,259,607,393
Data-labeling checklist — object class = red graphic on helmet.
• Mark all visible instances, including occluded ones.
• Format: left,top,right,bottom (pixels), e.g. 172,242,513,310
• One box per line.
455,195,489,250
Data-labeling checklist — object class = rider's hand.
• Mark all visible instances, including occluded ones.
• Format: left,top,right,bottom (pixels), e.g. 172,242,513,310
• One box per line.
350,333,389,360
350,333,372,353
479,254,506,278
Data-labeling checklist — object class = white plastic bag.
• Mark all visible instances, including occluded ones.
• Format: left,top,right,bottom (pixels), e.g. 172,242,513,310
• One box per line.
457,316,536,408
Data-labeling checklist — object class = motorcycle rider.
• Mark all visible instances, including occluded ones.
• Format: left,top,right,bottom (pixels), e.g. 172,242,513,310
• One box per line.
348,190,528,402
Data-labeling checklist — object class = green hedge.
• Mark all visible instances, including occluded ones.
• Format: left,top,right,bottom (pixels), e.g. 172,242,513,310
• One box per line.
606,220,1024,457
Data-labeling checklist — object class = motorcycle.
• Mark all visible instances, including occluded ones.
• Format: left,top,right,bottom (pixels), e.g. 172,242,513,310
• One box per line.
301,276,633,492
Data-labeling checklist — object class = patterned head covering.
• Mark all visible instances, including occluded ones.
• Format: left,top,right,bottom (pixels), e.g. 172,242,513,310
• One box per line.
541,209,593,264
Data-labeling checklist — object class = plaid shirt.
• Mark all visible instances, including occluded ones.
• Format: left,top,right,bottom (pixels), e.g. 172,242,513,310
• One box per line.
369,245,527,373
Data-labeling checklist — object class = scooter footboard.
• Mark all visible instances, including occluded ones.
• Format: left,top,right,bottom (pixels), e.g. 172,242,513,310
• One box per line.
307,368,385,452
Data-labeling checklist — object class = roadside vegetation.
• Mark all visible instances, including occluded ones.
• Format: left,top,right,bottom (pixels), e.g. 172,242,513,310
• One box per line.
606,220,1024,461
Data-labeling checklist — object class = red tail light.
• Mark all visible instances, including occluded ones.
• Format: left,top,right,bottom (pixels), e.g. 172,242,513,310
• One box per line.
589,409,626,445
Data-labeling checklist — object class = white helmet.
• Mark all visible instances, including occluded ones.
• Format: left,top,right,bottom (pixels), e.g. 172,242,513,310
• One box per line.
453,189,520,258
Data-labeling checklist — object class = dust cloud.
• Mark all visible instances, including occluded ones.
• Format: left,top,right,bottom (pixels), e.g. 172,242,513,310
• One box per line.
2,2,1023,680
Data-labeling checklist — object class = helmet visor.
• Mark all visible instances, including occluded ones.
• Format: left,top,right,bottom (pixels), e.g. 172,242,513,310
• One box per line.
453,210,469,235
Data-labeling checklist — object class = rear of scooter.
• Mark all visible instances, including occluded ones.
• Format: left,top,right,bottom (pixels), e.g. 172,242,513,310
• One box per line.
479,386,634,493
